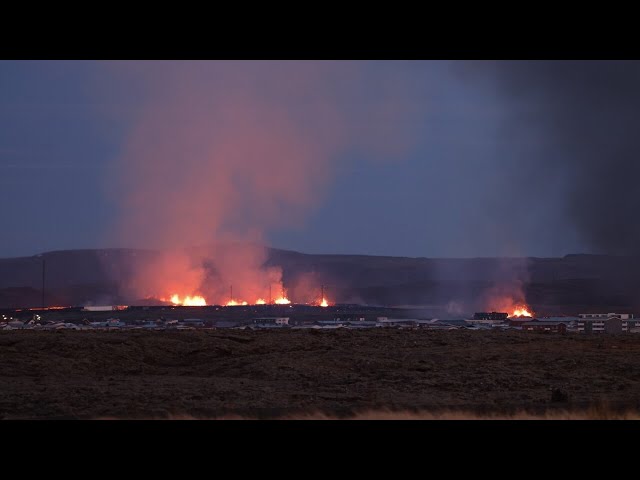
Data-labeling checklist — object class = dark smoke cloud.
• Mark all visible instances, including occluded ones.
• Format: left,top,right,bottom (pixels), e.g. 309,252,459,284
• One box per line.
484,60,640,256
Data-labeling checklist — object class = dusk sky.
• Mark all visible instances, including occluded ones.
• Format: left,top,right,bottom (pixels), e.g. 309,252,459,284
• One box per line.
0,60,592,259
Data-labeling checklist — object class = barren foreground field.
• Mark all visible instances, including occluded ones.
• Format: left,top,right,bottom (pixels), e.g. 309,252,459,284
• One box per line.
1,329,640,419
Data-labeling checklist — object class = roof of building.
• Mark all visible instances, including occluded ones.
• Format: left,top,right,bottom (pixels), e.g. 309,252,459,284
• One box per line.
524,321,567,326
215,321,239,328
377,318,420,323
434,319,471,325
578,317,624,322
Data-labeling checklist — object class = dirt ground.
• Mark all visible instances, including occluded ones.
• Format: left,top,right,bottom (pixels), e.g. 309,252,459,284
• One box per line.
1,329,640,419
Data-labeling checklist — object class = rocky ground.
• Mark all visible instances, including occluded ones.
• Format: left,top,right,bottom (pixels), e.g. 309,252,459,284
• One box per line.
1,329,640,419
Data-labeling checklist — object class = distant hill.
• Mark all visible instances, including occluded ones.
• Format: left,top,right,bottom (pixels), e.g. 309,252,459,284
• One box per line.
1,248,639,313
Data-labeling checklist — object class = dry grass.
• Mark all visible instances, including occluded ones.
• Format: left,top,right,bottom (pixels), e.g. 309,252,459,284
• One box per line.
93,407,640,420
3,329,640,420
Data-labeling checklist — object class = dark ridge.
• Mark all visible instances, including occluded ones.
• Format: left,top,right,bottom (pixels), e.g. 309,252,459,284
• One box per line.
1,247,640,312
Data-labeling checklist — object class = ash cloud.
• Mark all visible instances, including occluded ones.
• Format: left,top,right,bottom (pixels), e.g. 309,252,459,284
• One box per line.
101,61,419,303
484,60,640,256
436,60,640,314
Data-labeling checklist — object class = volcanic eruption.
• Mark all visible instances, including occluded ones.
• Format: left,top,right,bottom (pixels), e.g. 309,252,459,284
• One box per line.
102,61,421,305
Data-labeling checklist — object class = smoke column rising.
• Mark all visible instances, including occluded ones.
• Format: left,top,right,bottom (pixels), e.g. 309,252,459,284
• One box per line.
486,60,640,256
437,60,640,313
103,61,419,303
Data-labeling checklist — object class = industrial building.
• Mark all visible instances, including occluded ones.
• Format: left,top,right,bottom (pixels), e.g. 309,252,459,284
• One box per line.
577,313,638,334
522,321,568,334
473,312,509,321
252,317,289,326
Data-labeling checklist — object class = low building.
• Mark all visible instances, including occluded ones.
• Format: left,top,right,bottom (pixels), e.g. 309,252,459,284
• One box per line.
83,305,128,312
181,318,204,327
377,319,419,328
215,320,239,329
252,317,289,326
578,313,634,320
539,316,580,323
473,312,509,321
334,315,366,322
621,319,640,332
577,313,638,333
315,320,345,327
507,317,533,328
522,321,567,333
346,320,379,328
5,320,25,330
89,318,125,328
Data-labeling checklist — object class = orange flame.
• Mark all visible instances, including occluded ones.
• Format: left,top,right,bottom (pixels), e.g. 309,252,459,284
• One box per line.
167,294,207,306
486,296,534,319
320,298,329,307
273,285,291,304
510,305,533,318
255,299,267,305
226,300,248,306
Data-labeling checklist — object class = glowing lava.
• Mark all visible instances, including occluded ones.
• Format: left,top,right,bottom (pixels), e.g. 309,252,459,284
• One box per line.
320,298,329,307
510,305,533,318
168,294,207,306
273,285,291,304
226,300,248,306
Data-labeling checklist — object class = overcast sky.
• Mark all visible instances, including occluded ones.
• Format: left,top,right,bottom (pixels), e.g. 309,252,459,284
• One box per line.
0,60,589,258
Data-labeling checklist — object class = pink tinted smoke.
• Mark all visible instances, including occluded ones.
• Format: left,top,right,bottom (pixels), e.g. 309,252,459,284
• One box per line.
104,61,419,302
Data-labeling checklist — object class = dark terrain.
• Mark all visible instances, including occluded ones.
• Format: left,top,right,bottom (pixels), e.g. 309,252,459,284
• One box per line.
2,329,640,419
2,248,640,314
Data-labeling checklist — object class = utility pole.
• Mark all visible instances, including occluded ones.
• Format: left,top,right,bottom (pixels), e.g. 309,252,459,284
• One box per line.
269,284,272,305
321,284,325,303
230,285,233,304
41,257,45,309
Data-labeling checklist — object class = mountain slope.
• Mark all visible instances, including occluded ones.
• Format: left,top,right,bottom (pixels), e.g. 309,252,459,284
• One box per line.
1,248,639,312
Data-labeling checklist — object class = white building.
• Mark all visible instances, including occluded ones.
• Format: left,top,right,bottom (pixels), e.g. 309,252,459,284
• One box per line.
577,313,638,333
83,305,127,312
578,313,634,319
252,317,289,326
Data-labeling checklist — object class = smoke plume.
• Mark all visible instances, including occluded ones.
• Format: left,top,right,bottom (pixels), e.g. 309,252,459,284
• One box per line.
485,60,640,256
103,61,418,303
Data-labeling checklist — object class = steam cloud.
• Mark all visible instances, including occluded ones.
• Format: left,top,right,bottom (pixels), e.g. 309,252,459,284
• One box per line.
104,61,418,303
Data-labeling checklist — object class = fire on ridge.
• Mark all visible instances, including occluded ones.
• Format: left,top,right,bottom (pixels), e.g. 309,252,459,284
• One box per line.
157,283,331,307
162,294,207,307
